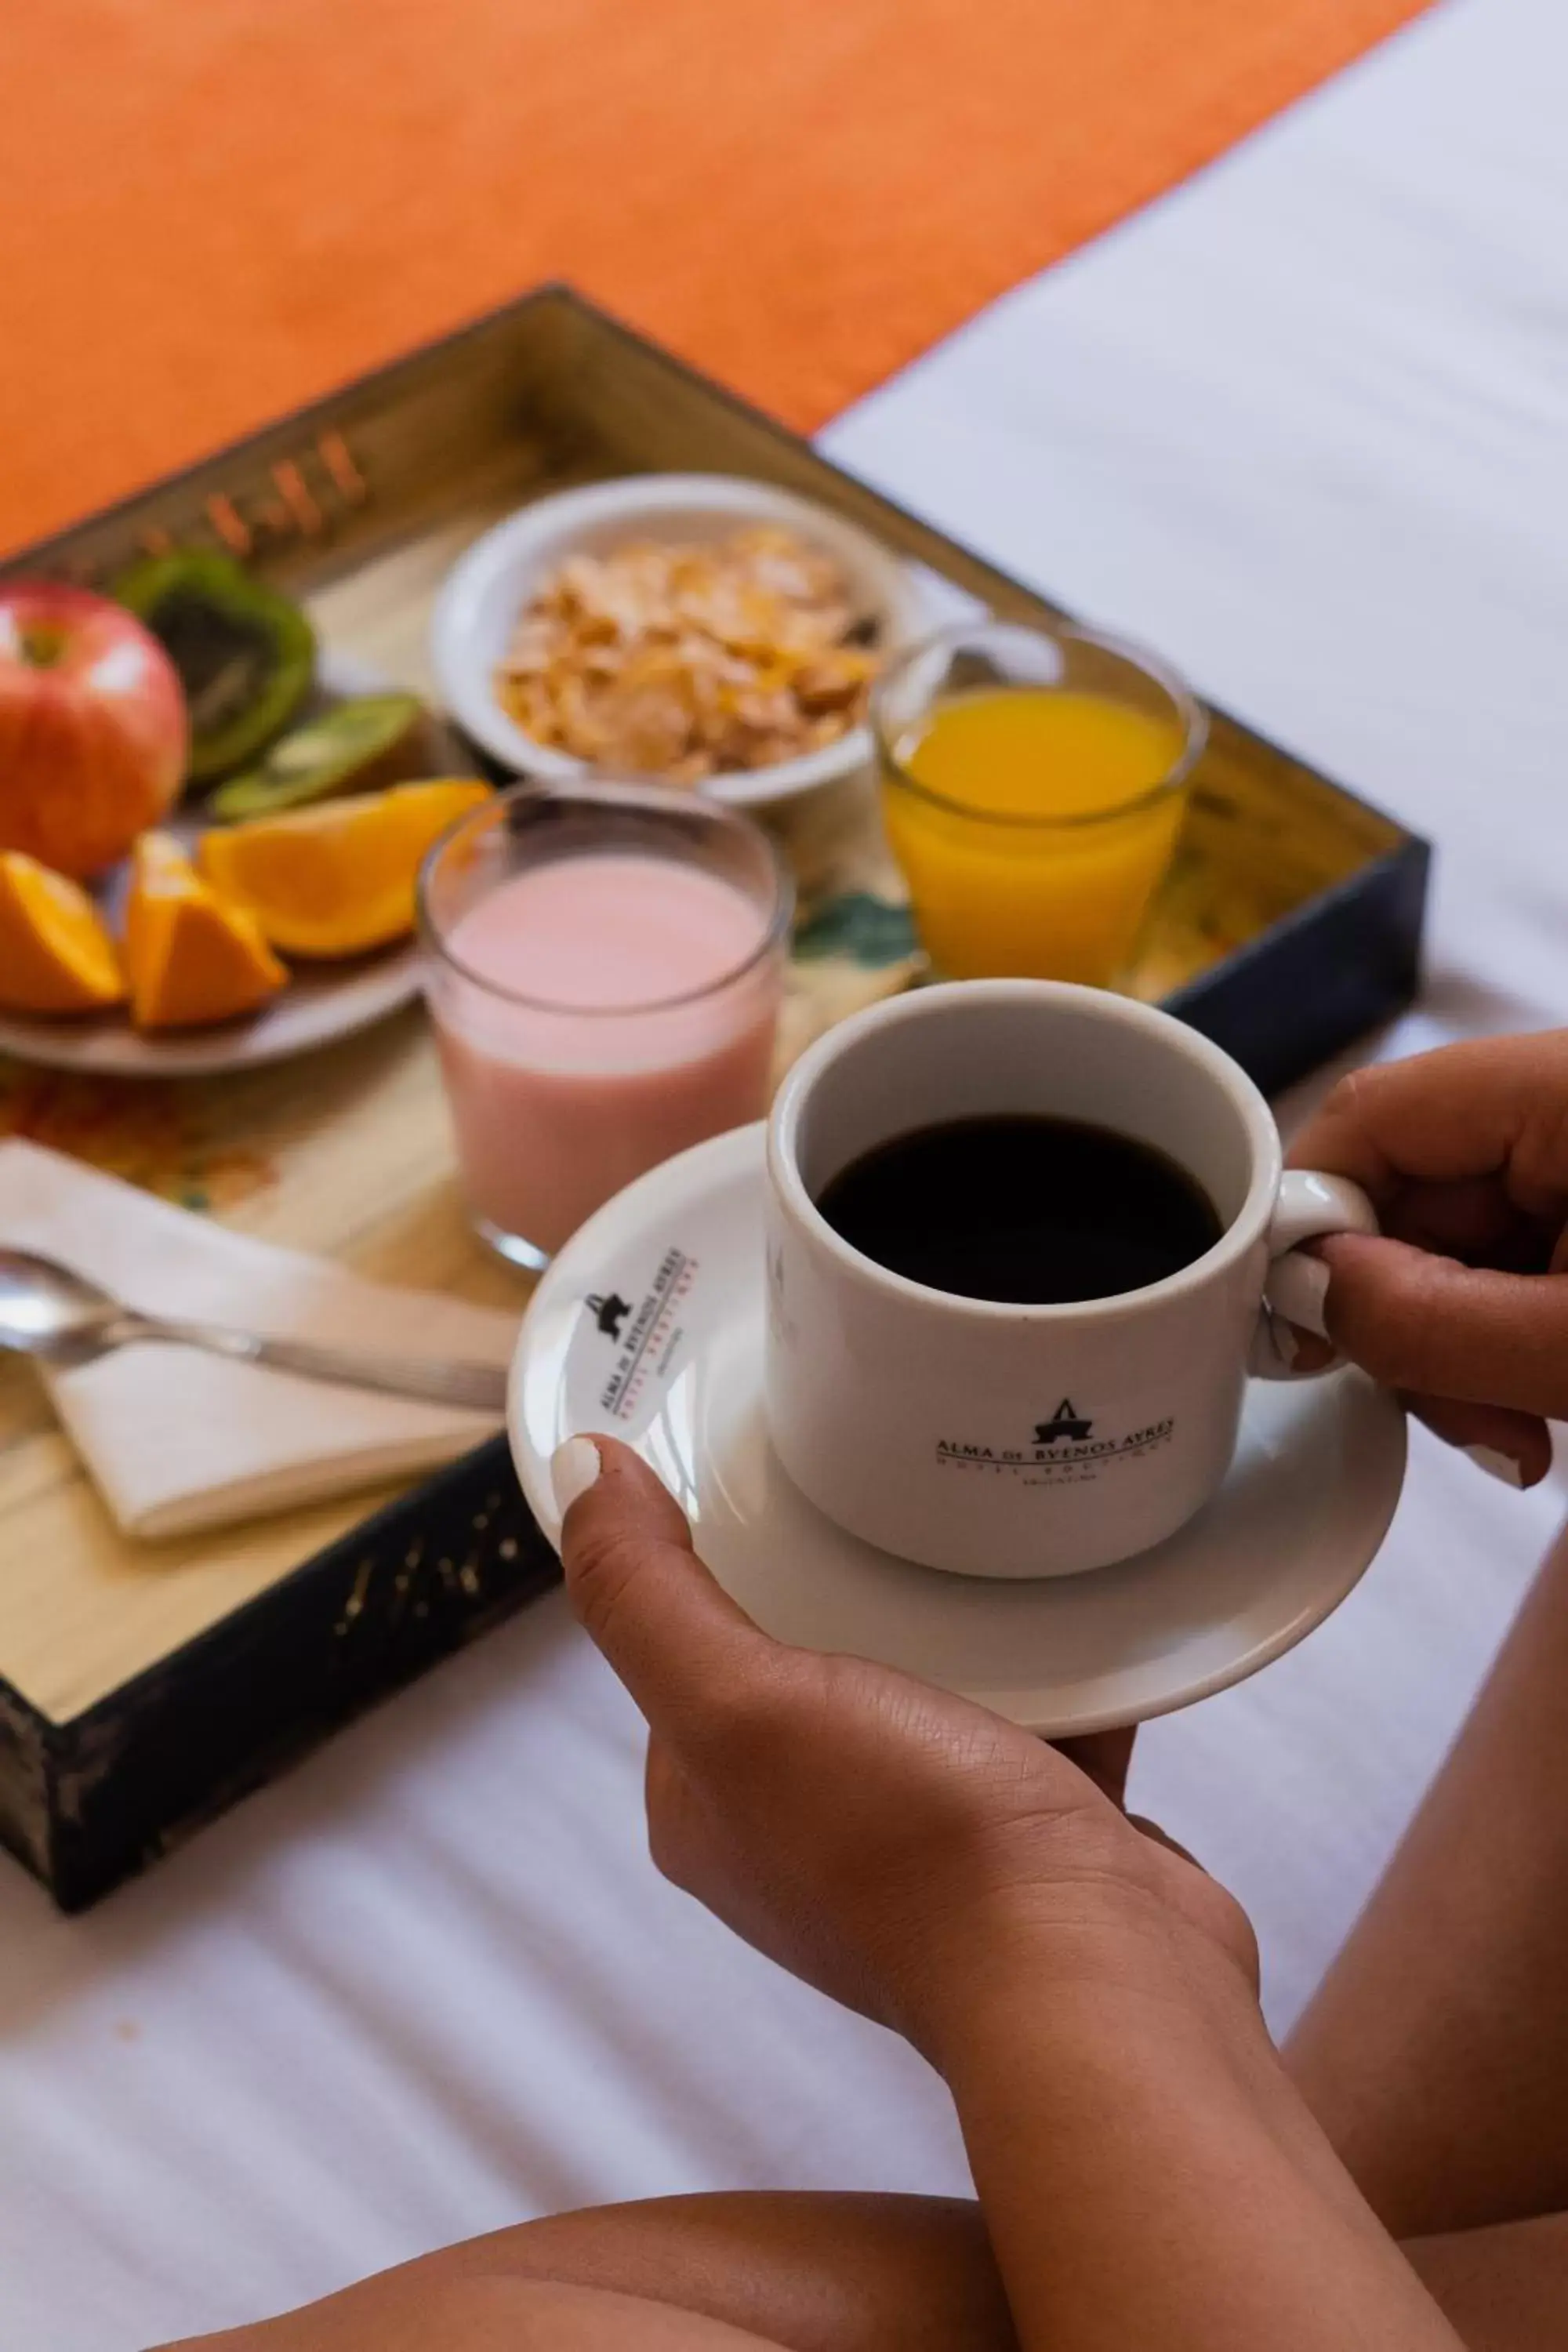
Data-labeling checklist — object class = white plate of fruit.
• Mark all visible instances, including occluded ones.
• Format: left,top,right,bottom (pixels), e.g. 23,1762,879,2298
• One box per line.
0,567,489,1076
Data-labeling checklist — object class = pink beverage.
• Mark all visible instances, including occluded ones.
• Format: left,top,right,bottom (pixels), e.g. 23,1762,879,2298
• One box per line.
423,798,788,1265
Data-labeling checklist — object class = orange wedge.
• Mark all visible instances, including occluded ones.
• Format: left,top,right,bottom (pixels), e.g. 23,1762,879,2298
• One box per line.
0,851,125,1014
124,832,287,1030
197,779,491,959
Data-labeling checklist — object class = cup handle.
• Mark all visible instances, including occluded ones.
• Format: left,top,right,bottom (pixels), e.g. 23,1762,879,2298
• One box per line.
1249,1170,1380,1380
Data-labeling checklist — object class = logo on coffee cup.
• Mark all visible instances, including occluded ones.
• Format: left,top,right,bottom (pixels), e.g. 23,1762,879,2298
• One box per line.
586,1292,632,1342
933,1405,1175,1481
1034,1398,1092,1444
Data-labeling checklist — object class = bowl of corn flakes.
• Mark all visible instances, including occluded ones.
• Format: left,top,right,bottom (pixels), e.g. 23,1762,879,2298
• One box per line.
430,475,928,806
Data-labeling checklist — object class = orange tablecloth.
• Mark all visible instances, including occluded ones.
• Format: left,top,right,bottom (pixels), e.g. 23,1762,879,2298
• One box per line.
1,0,1427,557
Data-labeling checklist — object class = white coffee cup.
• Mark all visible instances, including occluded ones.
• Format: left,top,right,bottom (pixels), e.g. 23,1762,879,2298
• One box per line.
764,981,1377,1579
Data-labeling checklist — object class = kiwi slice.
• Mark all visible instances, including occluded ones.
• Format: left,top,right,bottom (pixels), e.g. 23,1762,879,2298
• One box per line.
115,552,316,783
208,694,434,821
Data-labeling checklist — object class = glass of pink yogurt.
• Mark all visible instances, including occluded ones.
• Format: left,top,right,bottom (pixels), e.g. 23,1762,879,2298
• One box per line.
419,781,792,1267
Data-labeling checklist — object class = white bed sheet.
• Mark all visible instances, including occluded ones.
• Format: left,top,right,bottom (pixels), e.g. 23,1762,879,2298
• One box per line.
6,0,1568,2339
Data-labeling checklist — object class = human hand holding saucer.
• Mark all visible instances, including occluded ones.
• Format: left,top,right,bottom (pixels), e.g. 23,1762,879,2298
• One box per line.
510,983,1407,1735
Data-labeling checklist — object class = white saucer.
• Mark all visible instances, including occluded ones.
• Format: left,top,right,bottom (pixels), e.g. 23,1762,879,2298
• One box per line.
509,1126,1407,1736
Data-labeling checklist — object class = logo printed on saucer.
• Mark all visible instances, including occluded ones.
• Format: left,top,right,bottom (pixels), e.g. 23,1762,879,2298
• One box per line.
586,1292,632,1341
935,1406,1175,1483
584,1247,699,1422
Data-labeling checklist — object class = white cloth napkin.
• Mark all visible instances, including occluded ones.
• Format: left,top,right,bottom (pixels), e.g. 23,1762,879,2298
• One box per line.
0,1140,521,1540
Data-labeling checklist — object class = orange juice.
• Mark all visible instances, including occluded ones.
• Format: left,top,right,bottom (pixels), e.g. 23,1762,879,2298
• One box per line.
883,686,1189,985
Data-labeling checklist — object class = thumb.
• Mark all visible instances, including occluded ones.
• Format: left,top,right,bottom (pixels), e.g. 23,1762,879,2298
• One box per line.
552,1435,768,1727
1319,1232,1568,1421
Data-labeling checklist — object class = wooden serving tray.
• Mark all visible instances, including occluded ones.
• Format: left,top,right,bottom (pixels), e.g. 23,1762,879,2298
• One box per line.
0,286,1428,1908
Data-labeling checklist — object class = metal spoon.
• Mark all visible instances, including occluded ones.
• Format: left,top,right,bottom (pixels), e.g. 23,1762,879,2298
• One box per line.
0,1247,510,1412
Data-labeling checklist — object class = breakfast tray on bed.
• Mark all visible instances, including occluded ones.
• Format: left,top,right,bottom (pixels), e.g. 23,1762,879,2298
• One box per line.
0,285,1428,1908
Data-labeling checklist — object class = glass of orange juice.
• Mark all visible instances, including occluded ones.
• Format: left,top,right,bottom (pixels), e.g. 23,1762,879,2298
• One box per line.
873,619,1206,986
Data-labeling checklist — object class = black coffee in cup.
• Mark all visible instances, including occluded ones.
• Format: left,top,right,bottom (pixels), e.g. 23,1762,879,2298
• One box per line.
814,1112,1221,1305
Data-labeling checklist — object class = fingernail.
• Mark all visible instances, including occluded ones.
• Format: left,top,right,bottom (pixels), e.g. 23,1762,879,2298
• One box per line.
1464,1443,1527,1490
1269,1251,1330,1338
551,1436,603,1518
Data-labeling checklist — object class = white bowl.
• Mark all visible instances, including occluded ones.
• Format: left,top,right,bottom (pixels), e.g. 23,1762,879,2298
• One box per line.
429,473,930,808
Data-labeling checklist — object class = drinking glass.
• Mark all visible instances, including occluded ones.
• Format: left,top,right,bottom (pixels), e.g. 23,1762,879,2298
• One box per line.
420,781,791,1269
872,619,1206,987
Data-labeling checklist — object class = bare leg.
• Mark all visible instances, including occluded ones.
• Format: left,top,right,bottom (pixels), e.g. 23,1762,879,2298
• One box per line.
164,2183,1568,2352
1406,2215,1568,2352
166,2274,788,2351
1290,1515,1568,2238
160,2193,1017,2352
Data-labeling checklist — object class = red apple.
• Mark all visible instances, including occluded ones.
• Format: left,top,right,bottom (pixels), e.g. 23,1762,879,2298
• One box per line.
0,582,187,879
